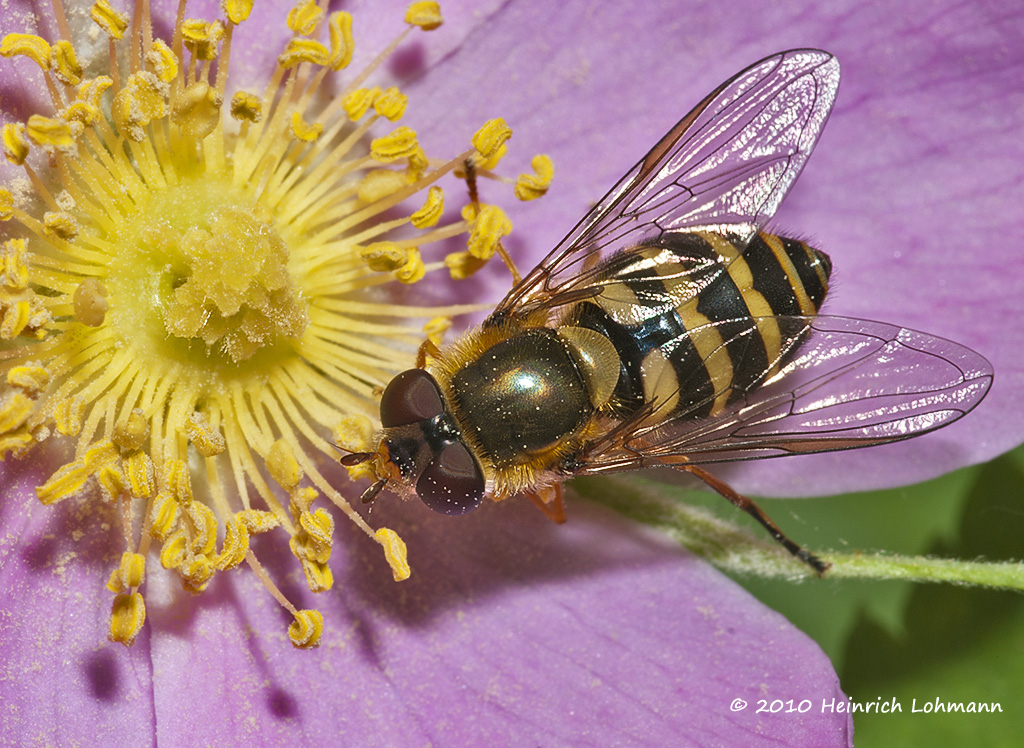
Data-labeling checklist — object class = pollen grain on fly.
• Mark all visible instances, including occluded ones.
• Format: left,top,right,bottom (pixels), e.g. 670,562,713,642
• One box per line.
0,1,550,648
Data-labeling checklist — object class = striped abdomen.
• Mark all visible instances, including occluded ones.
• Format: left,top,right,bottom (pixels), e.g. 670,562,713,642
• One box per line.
570,231,831,420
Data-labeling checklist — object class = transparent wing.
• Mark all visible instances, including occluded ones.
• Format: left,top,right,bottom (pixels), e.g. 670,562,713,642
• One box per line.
573,316,993,473
491,49,840,322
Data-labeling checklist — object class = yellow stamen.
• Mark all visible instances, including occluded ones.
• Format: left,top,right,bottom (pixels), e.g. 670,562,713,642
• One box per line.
360,241,409,272
410,185,444,228
181,20,225,61
79,77,113,109
288,609,324,649
423,316,452,346
287,0,323,36
230,91,262,122
515,154,555,201
112,409,150,452
395,247,425,284
51,40,83,86
184,412,227,457
146,39,179,83
52,397,85,437
342,87,380,120
240,509,281,533
36,441,120,505
223,0,255,25
124,450,156,498
107,552,146,592
278,38,329,69
164,459,194,505
357,169,409,203
333,414,375,453
109,592,146,646
297,509,333,562
90,0,129,40
472,118,512,160
217,515,250,570
7,366,51,396
464,203,513,260
375,528,411,581
0,34,51,70
43,211,79,240
61,101,101,127
72,278,109,326
444,250,488,279
475,142,507,171
186,502,218,555
159,531,187,567
290,111,324,142
172,82,224,139
112,72,168,142
149,494,179,541
1,239,29,287
267,438,303,492
25,115,76,152
406,147,430,180
0,431,36,459
327,12,354,70
405,1,444,30
2,123,29,165
373,87,409,121
0,392,34,434
371,126,419,162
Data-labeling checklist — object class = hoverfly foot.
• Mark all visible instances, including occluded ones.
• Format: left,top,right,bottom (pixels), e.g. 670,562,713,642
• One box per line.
682,465,826,575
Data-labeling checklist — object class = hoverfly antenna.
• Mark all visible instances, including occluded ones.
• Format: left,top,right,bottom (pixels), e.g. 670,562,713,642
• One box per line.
360,478,387,506
339,451,373,466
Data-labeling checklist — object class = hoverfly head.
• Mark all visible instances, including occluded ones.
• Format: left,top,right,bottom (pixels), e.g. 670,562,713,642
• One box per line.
377,368,486,516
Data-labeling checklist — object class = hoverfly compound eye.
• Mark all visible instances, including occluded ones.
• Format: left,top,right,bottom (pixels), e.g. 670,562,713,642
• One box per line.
379,369,445,427
416,442,485,516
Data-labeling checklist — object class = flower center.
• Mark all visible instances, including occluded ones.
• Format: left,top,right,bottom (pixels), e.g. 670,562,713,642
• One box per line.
110,178,307,367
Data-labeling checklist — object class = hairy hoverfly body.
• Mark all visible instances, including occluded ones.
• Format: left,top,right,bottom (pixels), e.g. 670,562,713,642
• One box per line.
343,49,992,571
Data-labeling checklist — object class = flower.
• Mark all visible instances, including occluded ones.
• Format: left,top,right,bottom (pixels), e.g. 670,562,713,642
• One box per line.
0,0,545,650
3,0,1018,745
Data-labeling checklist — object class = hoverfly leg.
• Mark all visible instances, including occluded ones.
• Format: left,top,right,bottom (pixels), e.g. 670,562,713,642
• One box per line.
463,156,481,212
682,465,830,575
416,337,442,369
463,156,523,285
494,241,523,285
525,483,567,524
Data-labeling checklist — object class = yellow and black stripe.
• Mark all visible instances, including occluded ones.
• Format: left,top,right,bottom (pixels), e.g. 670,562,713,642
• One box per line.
570,230,831,421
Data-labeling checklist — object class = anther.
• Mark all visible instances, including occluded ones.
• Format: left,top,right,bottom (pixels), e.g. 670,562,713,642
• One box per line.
405,1,444,30
287,0,323,36
375,528,411,581
328,12,354,70
0,34,52,70
515,154,555,201
90,0,130,40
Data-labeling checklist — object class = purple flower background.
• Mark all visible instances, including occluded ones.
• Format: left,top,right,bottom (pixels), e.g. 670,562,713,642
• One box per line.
2,0,1022,745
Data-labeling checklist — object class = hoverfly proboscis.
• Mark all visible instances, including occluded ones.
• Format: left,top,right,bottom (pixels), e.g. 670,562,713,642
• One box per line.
341,49,993,574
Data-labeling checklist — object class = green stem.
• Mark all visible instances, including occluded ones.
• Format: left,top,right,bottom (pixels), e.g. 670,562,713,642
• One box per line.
573,475,1024,592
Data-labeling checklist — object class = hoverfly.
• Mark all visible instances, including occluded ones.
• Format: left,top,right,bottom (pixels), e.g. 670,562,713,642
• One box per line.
343,49,992,572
